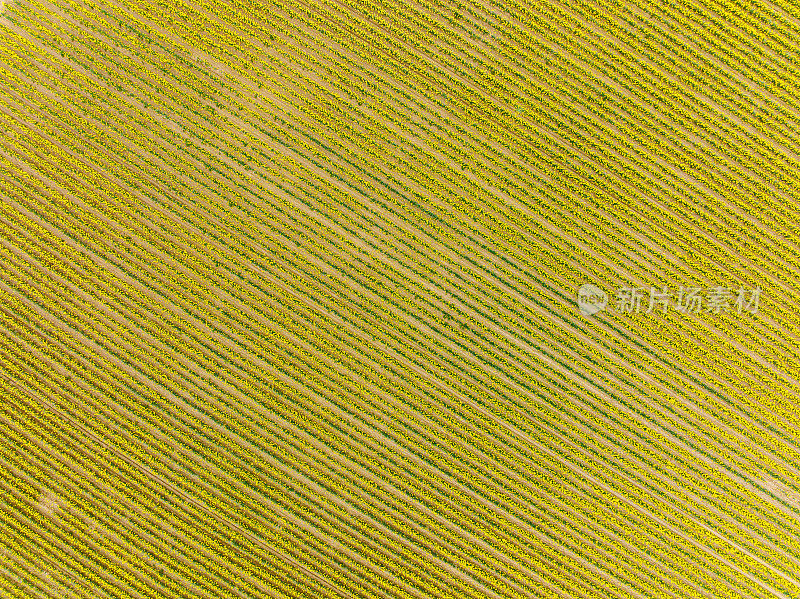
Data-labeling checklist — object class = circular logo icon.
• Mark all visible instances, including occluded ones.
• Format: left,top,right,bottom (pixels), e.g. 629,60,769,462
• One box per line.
577,284,607,316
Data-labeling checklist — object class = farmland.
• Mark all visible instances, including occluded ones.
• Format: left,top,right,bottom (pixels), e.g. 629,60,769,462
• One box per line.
2,0,800,596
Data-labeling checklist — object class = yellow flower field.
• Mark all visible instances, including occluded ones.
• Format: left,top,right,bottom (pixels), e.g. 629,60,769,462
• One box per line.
1,0,800,596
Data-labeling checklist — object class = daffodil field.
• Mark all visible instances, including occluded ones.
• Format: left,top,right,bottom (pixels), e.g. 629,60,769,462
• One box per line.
2,0,800,596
